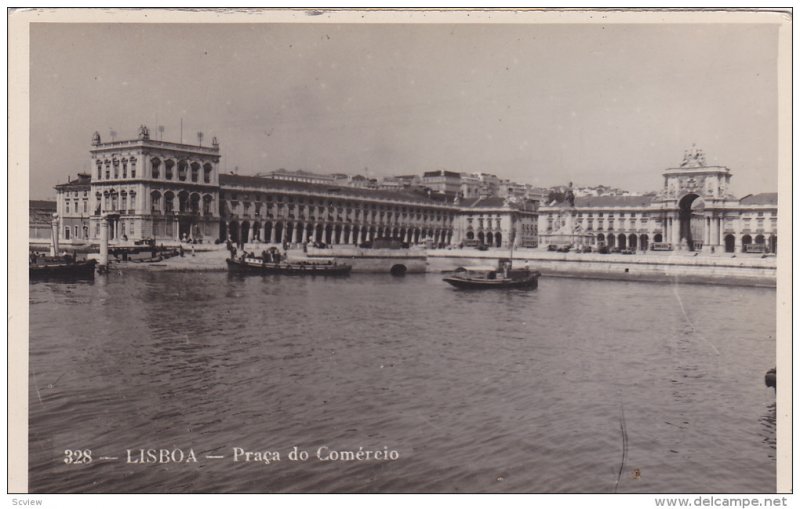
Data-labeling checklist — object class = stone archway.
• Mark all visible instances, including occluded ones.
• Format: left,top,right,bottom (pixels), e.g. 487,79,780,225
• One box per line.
678,193,705,251
741,234,752,253
724,234,735,253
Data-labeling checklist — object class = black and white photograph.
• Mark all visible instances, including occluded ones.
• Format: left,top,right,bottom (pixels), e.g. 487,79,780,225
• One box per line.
9,7,791,500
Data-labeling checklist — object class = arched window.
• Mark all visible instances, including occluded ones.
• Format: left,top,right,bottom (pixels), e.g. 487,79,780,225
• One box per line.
96,163,102,180
178,160,188,181
178,191,189,212
190,162,200,183
122,159,128,178
130,157,137,178
190,193,200,214
165,160,174,180
164,192,175,213
120,191,128,211
113,159,119,179
151,191,162,213
203,163,212,183
151,158,161,179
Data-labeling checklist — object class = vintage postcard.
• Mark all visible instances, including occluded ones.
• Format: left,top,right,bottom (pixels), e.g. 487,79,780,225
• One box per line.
8,7,792,503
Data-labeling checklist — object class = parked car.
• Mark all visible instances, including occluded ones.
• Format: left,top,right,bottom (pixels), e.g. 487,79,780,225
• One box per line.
621,249,634,255
476,244,489,251
547,244,559,252
556,245,572,253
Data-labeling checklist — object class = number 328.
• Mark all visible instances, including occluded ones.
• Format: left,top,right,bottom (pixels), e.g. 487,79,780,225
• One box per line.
64,449,92,464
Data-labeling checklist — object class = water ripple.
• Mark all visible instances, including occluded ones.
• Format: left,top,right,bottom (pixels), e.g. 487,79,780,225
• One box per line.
29,273,776,493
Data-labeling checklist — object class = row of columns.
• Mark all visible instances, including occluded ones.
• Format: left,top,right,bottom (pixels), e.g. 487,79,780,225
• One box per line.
229,220,452,246
244,205,451,226
665,213,739,250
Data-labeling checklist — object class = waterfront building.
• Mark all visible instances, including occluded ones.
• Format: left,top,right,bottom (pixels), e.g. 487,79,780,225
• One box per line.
88,125,222,242
46,127,544,250
454,196,539,248
219,174,458,246
45,132,775,255
538,148,779,253
54,173,91,241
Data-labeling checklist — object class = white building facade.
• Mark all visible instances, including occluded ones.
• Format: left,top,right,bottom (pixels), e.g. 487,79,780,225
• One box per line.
538,150,778,253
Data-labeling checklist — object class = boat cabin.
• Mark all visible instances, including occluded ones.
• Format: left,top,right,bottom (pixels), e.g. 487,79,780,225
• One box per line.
453,266,503,280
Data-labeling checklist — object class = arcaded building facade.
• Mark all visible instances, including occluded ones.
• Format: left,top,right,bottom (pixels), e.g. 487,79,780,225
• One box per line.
218,174,458,247
538,149,779,253
454,196,539,248
51,128,543,249
51,136,775,254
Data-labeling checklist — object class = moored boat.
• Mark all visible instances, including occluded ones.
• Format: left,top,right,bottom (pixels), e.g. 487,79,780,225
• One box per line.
765,368,776,389
443,258,540,289
226,256,352,276
30,256,97,279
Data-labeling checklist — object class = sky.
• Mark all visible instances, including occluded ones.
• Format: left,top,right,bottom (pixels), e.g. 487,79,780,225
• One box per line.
28,19,780,199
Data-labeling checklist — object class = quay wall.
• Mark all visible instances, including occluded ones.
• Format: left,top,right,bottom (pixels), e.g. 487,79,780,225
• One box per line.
77,241,778,286
426,249,777,287
305,246,428,273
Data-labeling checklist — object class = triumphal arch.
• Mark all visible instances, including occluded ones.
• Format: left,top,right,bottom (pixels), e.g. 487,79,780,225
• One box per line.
655,146,738,252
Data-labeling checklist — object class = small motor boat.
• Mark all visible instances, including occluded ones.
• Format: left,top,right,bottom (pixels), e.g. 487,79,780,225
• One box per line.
443,258,540,290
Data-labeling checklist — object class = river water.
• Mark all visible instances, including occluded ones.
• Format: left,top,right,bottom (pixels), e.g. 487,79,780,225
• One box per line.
28,272,776,493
